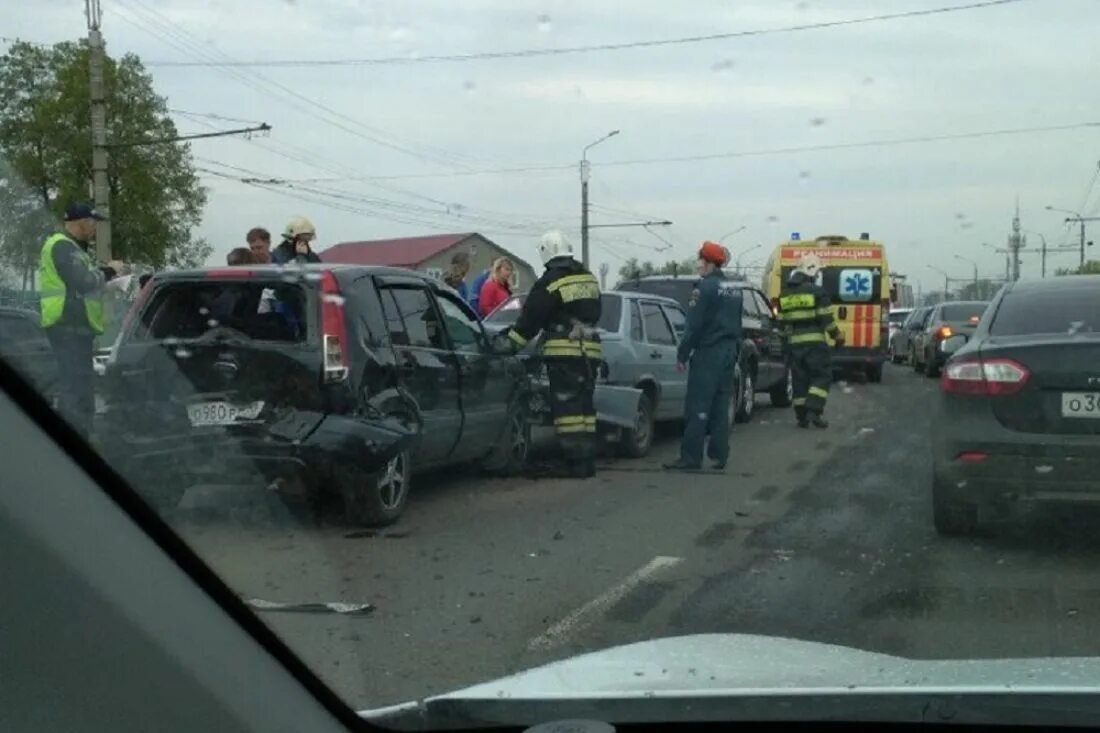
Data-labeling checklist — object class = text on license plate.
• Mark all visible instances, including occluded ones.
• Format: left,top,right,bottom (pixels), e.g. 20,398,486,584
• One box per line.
188,401,265,426
1061,392,1100,418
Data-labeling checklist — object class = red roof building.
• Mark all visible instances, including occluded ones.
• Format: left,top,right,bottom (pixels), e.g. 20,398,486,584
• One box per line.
319,232,536,290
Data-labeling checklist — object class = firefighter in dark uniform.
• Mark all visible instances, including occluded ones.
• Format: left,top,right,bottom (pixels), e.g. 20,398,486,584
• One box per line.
778,252,845,428
502,230,601,479
663,241,742,472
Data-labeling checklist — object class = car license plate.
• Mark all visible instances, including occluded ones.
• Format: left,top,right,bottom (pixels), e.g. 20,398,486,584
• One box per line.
187,400,265,427
1061,392,1100,419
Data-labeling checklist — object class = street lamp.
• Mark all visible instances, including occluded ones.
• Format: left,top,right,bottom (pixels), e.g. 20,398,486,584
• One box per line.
735,243,762,275
580,130,621,268
928,264,951,301
1023,229,1049,278
981,242,1010,281
953,254,978,294
718,226,746,243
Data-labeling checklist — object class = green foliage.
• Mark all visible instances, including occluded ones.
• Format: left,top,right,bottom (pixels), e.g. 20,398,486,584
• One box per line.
1055,260,1100,276
0,40,207,269
617,257,698,283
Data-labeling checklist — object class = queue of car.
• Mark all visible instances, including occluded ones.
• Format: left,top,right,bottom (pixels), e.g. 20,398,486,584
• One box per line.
884,277,1100,537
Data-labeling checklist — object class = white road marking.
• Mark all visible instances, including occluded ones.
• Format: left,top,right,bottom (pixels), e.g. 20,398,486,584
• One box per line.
526,555,683,651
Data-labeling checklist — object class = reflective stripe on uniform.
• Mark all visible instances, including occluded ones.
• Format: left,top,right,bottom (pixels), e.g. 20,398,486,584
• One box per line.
780,308,818,322
779,293,815,311
808,386,829,398
547,273,599,303
38,232,104,333
788,332,827,344
508,329,528,347
815,307,833,317
792,397,807,406
542,338,602,359
554,415,597,426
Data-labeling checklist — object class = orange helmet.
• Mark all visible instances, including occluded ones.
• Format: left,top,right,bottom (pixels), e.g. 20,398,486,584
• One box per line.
698,240,727,266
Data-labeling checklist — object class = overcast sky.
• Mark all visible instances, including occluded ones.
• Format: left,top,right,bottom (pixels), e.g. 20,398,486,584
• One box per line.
7,0,1100,292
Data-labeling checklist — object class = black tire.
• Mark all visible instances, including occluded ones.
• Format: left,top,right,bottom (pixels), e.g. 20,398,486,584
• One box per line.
866,363,883,383
734,365,755,423
926,358,941,378
482,400,532,475
932,471,978,536
342,449,412,527
769,366,793,407
913,347,925,374
619,392,655,458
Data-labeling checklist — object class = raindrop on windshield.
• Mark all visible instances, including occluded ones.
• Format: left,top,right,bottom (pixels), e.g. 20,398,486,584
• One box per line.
862,76,875,86
796,1,810,10
462,80,477,92
198,306,209,316
809,117,826,127
711,59,735,72
799,171,811,185
207,319,220,328
536,14,552,32
766,215,780,223
174,347,193,359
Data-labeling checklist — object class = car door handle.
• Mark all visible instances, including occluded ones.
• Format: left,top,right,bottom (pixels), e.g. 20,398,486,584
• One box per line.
650,350,663,359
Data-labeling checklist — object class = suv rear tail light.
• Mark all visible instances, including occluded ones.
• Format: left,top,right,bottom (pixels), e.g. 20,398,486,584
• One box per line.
941,358,1029,396
320,271,349,383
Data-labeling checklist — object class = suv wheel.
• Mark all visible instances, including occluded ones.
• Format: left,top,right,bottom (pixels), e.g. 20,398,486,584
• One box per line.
734,367,755,423
619,392,655,458
483,400,531,475
343,450,411,526
769,366,793,407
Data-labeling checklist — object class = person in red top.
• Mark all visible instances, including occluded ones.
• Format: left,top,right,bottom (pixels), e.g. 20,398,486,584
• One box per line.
479,257,514,317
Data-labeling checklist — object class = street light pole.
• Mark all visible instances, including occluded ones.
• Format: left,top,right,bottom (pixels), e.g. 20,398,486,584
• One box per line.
1024,230,1048,278
718,226,746,243
580,130,620,269
954,254,978,295
735,243,762,276
1046,205,1100,270
928,264,950,302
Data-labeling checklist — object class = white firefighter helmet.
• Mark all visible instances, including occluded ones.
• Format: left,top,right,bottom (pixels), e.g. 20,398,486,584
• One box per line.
283,216,316,239
537,229,574,265
794,252,823,279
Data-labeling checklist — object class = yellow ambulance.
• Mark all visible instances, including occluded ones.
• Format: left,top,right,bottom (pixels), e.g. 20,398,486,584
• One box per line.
762,233,891,382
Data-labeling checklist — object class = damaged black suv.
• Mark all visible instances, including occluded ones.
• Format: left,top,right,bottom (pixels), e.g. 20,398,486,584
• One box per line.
100,264,531,526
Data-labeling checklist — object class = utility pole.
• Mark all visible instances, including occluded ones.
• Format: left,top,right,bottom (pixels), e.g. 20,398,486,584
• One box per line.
579,130,620,269
87,0,111,261
1006,200,1026,282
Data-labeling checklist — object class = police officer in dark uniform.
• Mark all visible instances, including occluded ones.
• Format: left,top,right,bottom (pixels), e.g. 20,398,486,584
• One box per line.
664,241,742,472
778,252,844,428
502,230,602,478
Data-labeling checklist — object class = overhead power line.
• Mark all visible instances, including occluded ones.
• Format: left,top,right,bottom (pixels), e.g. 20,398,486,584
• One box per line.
266,120,1100,182
146,0,1027,68
110,123,270,148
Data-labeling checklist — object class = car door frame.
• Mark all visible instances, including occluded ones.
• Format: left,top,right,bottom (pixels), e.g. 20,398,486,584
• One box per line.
431,287,510,462
916,306,940,366
374,277,463,466
638,299,681,421
657,301,690,417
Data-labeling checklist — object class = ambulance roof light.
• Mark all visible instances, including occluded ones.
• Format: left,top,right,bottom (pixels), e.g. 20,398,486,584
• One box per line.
860,232,870,240
791,232,801,241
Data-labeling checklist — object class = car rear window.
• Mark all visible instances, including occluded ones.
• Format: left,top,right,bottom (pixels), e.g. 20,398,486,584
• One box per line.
888,310,911,324
597,294,622,332
989,289,1100,336
621,279,695,308
940,303,988,322
134,282,309,342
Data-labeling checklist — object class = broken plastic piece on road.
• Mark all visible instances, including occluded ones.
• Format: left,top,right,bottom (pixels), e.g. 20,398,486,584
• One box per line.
243,597,375,616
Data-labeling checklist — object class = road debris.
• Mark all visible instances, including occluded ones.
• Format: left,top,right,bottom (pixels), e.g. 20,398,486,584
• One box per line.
243,597,375,616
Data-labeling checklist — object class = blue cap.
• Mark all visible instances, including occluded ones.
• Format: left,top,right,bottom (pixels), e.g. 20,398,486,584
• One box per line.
64,202,106,221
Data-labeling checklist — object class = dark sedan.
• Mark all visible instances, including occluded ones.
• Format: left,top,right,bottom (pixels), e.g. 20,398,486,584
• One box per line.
913,300,989,377
931,276,1100,535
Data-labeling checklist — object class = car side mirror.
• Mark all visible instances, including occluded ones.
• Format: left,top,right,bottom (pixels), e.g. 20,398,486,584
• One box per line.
941,335,967,355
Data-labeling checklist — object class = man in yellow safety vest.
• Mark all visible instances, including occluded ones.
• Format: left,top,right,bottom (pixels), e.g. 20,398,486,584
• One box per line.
37,202,124,438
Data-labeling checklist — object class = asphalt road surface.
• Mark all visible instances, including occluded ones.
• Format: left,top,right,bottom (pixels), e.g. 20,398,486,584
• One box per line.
171,363,1100,711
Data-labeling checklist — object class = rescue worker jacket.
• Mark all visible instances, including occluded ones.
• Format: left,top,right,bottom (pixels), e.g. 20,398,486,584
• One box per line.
38,232,108,334
271,239,321,265
778,271,841,345
676,270,742,364
506,256,602,360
